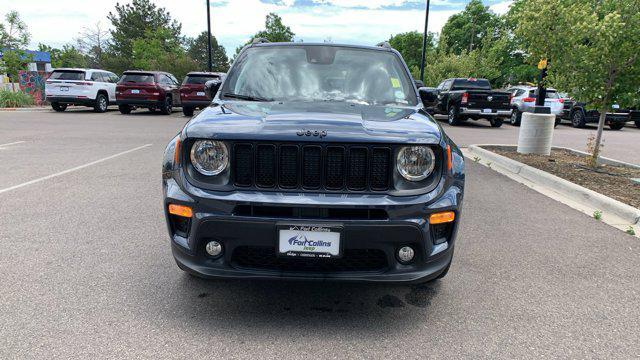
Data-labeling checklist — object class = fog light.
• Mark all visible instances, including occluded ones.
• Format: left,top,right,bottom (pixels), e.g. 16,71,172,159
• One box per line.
205,241,223,257
397,246,415,264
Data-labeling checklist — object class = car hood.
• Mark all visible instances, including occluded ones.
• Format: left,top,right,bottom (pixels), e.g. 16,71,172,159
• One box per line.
184,101,442,144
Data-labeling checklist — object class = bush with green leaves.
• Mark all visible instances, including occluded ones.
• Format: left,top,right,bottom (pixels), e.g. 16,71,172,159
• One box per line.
0,90,34,108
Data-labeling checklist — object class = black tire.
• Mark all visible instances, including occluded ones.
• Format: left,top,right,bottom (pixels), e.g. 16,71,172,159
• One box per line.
182,106,194,117
447,105,461,126
94,93,108,113
554,117,561,128
489,118,503,128
571,110,586,128
160,96,173,115
510,109,522,126
148,107,157,113
636,119,640,129
51,102,67,112
118,104,132,114
609,122,625,130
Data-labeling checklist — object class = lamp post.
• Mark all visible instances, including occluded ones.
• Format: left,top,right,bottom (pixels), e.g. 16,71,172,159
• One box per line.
419,0,431,82
206,0,213,72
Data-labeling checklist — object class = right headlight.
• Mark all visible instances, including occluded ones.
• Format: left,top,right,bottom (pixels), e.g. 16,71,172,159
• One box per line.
396,146,435,181
190,140,229,176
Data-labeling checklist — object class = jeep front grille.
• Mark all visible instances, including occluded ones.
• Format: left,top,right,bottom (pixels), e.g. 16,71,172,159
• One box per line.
231,142,392,192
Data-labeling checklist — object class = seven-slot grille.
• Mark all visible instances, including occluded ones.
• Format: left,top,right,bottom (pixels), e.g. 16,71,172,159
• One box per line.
232,142,392,192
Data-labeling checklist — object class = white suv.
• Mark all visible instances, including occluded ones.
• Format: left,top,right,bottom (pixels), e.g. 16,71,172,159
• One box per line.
45,68,119,112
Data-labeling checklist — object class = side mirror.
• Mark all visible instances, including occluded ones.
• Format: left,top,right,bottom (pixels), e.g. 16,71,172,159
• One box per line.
418,87,438,108
204,79,223,99
414,79,425,89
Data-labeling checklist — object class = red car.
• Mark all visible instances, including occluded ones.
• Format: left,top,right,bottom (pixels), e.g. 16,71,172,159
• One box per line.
116,71,181,115
179,72,225,116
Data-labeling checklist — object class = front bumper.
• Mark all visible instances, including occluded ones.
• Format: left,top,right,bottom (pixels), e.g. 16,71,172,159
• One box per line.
164,178,463,284
460,107,512,117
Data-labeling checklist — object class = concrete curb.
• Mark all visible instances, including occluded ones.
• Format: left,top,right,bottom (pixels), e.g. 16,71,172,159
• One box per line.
0,107,50,112
467,144,640,227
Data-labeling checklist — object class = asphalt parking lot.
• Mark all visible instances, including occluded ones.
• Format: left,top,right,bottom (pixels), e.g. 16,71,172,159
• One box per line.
1,108,639,358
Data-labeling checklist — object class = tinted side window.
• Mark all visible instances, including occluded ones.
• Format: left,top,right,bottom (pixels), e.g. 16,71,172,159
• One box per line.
515,89,526,97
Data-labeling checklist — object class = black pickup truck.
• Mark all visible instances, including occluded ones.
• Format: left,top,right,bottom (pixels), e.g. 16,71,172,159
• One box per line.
429,78,512,127
561,100,637,130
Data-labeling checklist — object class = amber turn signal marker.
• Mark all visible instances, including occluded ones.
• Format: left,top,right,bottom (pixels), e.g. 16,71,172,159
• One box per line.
446,145,452,172
174,138,182,165
168,204,192,218
429,211,455,224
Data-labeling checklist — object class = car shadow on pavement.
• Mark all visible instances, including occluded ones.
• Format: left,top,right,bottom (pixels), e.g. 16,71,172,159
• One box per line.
161,275,442,332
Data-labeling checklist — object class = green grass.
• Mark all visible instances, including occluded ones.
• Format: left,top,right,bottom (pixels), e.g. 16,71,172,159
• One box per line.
0,90,34,108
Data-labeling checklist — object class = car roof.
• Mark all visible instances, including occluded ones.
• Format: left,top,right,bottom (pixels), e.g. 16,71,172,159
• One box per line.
52,68,114,73
250,42,395,53
123,70,174,76
511,85,557,91
186,71,225,77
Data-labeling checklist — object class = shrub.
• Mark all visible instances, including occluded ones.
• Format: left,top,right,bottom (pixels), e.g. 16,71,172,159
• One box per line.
0,90,34,108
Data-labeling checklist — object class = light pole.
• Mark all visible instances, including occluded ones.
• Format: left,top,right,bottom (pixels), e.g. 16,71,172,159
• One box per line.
206,0,213,72
419,0,430,82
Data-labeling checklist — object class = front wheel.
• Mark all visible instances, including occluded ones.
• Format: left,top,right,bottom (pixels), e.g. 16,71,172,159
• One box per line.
160,96,173,115
94,93,108,113
489,118,503,128
182,106,194,117
118,104,132,114
609,122,625,130
448,106,461,126
52,102,67,112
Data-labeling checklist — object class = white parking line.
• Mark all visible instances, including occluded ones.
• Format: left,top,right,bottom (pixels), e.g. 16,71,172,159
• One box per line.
0,141,25,149
0,144,152,195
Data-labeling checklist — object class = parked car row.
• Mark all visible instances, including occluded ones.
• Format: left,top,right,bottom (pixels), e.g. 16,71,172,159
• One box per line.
44,68,224,116
416,78,639,130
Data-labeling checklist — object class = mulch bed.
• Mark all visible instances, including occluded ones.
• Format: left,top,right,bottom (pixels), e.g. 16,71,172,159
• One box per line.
483,146,640,209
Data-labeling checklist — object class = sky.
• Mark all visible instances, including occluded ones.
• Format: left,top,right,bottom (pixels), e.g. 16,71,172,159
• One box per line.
1,0,513,55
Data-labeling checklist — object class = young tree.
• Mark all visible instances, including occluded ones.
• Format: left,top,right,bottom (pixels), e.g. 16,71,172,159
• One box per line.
186,32,229,72
2,50,30,91
514,0,640,162
0,10,30,49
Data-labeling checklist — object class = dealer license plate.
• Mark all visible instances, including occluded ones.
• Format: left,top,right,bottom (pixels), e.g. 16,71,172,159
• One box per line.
278,225,341,258
131,89,140,94
482,108,492,113
196,91,206,96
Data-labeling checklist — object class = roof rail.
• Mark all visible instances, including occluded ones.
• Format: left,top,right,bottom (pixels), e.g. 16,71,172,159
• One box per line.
375,41,392,49
251,37,270,45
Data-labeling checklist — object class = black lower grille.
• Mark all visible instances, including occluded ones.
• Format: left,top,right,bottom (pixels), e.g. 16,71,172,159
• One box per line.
231,246,388,272
232,142,392,192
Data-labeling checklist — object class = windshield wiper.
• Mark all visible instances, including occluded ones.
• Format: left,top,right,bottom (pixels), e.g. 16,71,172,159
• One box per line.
222,93,271,102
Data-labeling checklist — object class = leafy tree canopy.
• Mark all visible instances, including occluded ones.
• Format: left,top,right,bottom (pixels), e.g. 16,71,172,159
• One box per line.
186,32,229,72
388,31,436,75
0,10,30,49
234,13,295,58
439,0,500,54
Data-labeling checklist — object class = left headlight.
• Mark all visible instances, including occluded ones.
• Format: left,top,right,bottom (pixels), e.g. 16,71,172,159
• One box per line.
190,140,229,176
396,146,436,181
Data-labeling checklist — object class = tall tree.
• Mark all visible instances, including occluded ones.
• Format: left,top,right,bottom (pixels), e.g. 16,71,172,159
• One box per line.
107,0,183,72
388,31,436,78
187,32,229,72
38,44,87,68
514,0,640,162
438,0,500,54
76,22,110,68
233,13,295,58
0,10,30,49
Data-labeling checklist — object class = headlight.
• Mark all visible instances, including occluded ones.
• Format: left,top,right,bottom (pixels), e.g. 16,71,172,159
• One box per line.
396,146,435,181
190,140,229,176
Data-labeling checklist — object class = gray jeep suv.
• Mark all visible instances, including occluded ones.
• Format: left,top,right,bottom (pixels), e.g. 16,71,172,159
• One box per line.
162,42,465,284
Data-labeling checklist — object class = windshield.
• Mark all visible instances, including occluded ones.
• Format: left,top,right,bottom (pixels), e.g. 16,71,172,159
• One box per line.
120,74,155,84
451,79,491,90
49,71,85,81
184,75,219,85
222,45,417,106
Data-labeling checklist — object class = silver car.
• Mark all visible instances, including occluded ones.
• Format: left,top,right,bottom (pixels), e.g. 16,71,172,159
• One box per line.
506,86,564,126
